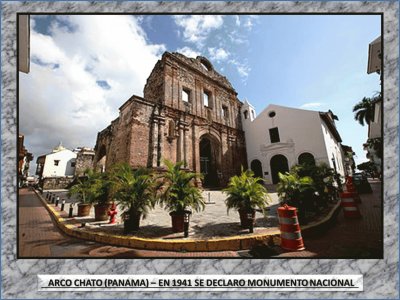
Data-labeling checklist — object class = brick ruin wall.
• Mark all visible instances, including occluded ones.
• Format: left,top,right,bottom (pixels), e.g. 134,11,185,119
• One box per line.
94,52,247,186
41,177,75,190
74,153,95,176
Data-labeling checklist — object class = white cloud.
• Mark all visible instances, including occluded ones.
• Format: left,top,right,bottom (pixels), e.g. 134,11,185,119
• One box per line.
208,47,229,62
176,46,201,58
173,15,224,46
234,16,241,26
229,59,251,79
300,102,325,109
20,15,166,173
243,16,259,30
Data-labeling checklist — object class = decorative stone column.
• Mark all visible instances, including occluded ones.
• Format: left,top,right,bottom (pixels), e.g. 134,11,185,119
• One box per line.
151,117,159,168
157,118,165,167
178,120,188,166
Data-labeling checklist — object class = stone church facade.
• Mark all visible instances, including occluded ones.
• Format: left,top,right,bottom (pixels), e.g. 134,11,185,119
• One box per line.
94,52,247,187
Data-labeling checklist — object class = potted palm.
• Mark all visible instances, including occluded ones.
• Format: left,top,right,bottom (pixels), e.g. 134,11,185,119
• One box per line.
68,169,99,217
93,172,113,221
159,160,205,233
223,169,271,228
276,171,314,223
111,163,158,233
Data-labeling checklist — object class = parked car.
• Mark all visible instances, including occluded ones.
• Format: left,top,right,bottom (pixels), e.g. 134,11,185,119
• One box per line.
353,173,373,194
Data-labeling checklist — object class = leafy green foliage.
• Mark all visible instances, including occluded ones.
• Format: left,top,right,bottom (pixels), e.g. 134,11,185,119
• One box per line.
276,172,314,205
357,161,377,173
290,163,337,207
159,160,205,214
223,168,271,214
68,169,104,204
111,163,159,219
353,93,381,126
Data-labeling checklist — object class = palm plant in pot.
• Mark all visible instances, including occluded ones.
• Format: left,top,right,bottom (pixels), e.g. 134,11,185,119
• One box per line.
159,160,205,233
111,163,158,233
93,172,113,221
276,171,314,224
68,169,99,217
223,169,271,228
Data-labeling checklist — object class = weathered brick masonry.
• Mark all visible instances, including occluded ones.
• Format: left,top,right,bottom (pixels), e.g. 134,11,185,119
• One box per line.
94,52,247,187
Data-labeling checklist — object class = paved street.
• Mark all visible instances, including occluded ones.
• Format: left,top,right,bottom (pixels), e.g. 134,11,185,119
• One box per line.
18,179,382,258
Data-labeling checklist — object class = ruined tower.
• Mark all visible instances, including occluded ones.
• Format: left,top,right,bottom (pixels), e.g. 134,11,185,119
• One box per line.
94,52,247,187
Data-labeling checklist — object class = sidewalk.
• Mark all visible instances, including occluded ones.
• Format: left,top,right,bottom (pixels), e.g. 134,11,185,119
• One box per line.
18,188,239,257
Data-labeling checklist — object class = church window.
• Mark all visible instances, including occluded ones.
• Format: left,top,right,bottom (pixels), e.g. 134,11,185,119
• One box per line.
269,127,280,143
243,110,248,119
222,106,229,119
182,88,190,103
203,90,212,108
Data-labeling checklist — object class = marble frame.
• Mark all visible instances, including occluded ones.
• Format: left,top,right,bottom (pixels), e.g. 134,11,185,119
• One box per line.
1,1,398,299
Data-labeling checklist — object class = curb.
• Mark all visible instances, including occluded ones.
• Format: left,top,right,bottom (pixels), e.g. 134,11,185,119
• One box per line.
34,190,340,252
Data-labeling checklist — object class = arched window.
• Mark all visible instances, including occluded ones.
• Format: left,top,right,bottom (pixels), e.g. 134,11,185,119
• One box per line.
250,159,263,178
298,152,315,165
243,110,248,119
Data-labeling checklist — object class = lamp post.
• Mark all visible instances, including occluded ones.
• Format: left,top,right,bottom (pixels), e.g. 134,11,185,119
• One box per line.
68,203,74,218
183,211,190,238
247,212,254,233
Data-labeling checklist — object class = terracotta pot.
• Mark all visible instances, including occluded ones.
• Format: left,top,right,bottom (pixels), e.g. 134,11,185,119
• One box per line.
94,202,112,221
170,210,191,233
77,203,92,217
238,209,256,228
124,211,141,233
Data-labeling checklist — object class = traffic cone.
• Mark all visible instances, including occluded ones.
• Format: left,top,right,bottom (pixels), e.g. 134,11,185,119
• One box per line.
340,192,361,218
277,204,305,251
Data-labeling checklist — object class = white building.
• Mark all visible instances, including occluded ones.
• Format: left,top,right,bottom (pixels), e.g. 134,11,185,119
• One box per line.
36,143,77,178
242,102,346,184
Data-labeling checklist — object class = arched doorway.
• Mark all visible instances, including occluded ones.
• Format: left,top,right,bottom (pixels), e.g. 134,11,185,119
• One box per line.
270,154,289,184
250,159,263,178
298,152,315,165
199,135,220,187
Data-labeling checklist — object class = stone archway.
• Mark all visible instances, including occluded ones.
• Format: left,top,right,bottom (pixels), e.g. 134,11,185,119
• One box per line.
298,152,316,166
199,134,221,187
270,154,289,184
250,159,263,178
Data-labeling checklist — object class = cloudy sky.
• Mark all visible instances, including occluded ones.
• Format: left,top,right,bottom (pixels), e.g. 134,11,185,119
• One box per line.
19,14,381,174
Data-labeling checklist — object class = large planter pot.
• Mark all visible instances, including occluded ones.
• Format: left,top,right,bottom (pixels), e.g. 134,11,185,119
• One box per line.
124,211,141,234
170,210,192,233
238,209,256,228
94,202,112,221
77,203,92,217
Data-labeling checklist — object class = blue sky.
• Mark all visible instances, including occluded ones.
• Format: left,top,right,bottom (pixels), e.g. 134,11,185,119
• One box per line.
20,15,381,173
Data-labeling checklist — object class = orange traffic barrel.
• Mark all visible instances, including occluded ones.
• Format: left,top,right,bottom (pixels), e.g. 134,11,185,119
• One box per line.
346,176,353,185
346,185,361,203
277,204,305,251
340,192,361,218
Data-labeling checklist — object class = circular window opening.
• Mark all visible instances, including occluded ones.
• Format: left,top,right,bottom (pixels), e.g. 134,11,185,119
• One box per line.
268,111,276,118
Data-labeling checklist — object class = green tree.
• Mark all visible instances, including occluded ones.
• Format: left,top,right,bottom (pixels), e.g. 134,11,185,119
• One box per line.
68,169,102,204
159,160,205,215
111,163,159,220
223,168,271,215
353,93,381,126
